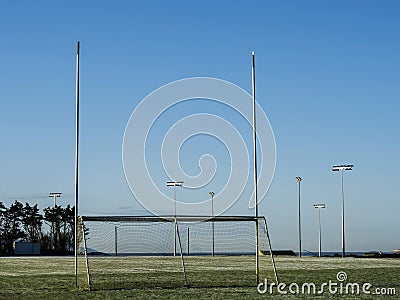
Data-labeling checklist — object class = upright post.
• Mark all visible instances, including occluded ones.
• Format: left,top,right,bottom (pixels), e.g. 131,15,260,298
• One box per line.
314,204,326,257
318,207,321,257
174,185,177,256
341,169,345,258
81,220,92,291
167,181,183,257
295,176,302,257
187,227,190,256
209,191,215,256
332,165,353,258
114,225,118,256
175,222,189,288
262,217,279,283
74,41,80,287
251,51,260,284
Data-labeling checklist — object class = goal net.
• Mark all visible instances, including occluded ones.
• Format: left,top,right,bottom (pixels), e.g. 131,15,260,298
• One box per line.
76,216,278,290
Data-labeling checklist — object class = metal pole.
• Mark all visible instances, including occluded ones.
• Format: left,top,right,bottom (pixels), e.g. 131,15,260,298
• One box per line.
262,217,279,284
187,227,190,256
168,181,183,256
82,220,91,291
210,192,215,257
49,193,61,208
74,41,80,287
251,51,259,284
333,165,353,258
175,222,189,288
174,185,177,257
114,225,118,256
314,204,325,257
341,169,345,258
295,177,302,257
318,207,321,257
298,180,302,257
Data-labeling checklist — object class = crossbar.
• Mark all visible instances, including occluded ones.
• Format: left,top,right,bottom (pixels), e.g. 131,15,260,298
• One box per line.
81,215,263,223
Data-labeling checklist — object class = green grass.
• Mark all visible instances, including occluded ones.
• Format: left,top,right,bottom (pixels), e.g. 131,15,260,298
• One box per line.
0,256,399,299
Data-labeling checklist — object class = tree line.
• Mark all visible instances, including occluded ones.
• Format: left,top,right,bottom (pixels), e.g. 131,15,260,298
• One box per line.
0,200,74,255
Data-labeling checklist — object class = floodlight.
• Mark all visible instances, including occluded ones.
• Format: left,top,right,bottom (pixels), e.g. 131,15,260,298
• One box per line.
332,164,354,257
49,192,62,207
313,203,326,257
167,181,184,256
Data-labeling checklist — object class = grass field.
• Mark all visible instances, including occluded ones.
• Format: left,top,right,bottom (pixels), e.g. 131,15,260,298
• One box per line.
0,256,399,299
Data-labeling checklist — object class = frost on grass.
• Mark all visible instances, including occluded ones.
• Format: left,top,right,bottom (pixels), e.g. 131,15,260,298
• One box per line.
274,256,400,270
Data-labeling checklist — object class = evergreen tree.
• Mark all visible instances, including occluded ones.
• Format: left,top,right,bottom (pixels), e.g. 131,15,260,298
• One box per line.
21,203,43,242
0,201,25,255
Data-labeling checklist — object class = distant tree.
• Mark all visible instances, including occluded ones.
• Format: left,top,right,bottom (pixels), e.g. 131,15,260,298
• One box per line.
0,202,6,254
0,201,26,255
0,201,77,256
21,203,43,242
44,205,63,252
60,205,74,253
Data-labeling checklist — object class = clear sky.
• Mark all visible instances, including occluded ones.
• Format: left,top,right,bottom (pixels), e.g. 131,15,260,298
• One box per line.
0,1,399,252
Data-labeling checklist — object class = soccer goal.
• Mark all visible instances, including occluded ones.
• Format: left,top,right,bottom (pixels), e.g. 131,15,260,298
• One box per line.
76,215,278,290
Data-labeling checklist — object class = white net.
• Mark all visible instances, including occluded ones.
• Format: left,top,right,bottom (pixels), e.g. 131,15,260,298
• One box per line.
77,216,276,290
82,216,269,255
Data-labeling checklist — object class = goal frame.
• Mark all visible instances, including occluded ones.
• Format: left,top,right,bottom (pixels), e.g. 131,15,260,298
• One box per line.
77,215,278,290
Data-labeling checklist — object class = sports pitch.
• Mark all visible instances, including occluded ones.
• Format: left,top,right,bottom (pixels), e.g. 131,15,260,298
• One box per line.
0,256,399,299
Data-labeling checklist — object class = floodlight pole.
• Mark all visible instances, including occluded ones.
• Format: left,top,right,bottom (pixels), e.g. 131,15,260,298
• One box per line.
114,225,118,256
251,51,260,284
49,192,62,208
332,164,353,258
341,168,345,258
173,184,177,257
209,191,215,256
295,176,302,257
167,181,183,256
313,204,326,257
74,41,80,287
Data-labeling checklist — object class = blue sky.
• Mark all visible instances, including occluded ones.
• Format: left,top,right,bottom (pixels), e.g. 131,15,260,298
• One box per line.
0,1,399,252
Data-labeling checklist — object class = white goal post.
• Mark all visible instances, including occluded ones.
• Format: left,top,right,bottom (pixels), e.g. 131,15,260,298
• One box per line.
76,215,278,290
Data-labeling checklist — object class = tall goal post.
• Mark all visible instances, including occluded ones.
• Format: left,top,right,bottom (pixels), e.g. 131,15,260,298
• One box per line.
76,215,278,290
74,41,80,287
251,50,260,285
